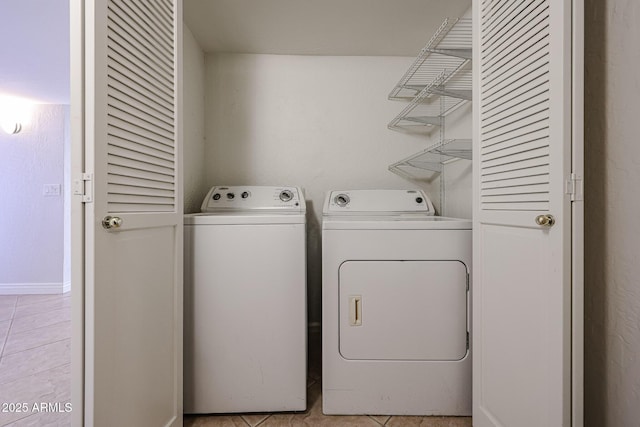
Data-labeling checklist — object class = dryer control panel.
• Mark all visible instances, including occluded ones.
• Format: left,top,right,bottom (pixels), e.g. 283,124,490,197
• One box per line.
324,189,434,215
201,186,305,213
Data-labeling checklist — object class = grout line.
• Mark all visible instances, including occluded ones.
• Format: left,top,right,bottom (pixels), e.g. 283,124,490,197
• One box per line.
0,345,71,387
0,297,18,359
250,415,271,427
1,334,72,358
12,300,71,321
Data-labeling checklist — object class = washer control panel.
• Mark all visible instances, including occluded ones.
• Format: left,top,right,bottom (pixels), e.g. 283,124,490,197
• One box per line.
324,189,434,215
202,186,305,213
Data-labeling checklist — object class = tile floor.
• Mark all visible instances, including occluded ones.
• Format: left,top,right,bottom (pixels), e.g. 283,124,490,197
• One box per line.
184,328,472,427
0,295,472,426
0,294,71,427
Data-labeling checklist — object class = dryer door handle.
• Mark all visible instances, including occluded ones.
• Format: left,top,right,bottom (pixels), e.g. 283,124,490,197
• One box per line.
349,296,362,326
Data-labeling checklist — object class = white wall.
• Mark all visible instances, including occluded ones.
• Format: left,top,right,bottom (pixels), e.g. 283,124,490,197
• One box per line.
183,26,208,214
585,1,640,426
204,53,442,322
427,103,472,219
0,104,67,293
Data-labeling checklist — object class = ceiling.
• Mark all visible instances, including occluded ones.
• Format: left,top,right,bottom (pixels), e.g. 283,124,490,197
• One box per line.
184,0,471,56
0,0,470,104
0,0,69,104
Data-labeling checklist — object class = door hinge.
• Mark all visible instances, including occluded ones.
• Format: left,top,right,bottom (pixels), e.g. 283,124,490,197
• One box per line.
73,173,93,203
565,173,583,202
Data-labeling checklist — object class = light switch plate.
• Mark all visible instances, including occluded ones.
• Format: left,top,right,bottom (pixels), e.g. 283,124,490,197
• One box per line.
43,184,62,197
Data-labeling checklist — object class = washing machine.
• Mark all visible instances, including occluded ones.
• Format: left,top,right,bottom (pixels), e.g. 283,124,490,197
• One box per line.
322,189,471,416
184,186,307,414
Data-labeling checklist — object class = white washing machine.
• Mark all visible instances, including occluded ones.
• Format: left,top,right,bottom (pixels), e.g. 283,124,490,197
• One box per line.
322,189,471,416
184,186,307,414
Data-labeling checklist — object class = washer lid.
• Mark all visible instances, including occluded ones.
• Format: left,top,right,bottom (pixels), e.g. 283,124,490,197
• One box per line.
201,186,305,213
323,189,435,216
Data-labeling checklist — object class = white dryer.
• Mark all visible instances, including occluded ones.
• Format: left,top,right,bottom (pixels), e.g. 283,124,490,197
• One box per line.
322,189,471,416
184,186,307,414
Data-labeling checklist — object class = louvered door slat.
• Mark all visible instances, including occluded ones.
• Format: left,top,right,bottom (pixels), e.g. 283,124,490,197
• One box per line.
482,18,549,83
108,109,174,146
108,183,174,198
482,1,546,55
156,0,173,18
108,133,174,161
108,154,174,177
108,194,174,205
109,84,174,125
108,125,174,156
108,4,174,69
108,173,175,190
108,144,174,168
481,110,549,146
481,134,549,161
108,164,174,184
137,0,174,39
482,98,549,135
109,95,174,134
108,74,173,115
482,50,548,100
482,84,547,121
481,0,513,33
481,165,549,183
113,0,173,50
481,174,549,189
107,38,173,93
481,183,549,196
105,0,176,213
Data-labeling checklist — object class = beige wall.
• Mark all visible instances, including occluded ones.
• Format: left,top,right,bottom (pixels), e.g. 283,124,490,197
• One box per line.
183,26,208,214
585,1,640,426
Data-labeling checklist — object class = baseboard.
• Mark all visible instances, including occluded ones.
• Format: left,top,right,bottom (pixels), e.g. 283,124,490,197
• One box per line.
0,282,65,295
62,281,71,294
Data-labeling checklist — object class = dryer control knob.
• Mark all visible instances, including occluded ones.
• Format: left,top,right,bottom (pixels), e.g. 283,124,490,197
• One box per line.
279,190,294,202
227,192,235,199
241,191,249,199
212,193,221,200
334,194,350,207
416,197,423,204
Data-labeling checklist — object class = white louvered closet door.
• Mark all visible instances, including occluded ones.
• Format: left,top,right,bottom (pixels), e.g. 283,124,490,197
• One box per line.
472,0,583,427
85,0,183,425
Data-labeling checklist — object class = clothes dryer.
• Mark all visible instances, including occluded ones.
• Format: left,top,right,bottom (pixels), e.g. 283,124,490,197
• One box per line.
322,189,471,415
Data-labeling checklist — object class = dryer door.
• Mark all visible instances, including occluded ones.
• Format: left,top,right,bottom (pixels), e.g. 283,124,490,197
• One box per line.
339,260,469,361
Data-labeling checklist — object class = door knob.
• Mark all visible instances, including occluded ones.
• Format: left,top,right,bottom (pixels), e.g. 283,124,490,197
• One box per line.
535,214,555,227
102,216,123,230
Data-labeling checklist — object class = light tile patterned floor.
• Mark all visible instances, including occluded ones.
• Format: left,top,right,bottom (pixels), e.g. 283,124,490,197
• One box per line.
0,294,472,426
184,380,472,427
184,327,472,427
0,294,71,427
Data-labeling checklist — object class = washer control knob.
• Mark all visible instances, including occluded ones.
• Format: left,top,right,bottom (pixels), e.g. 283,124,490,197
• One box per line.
212,193,221,200
279,190,294,202
334,194,350,207
416,197,423,204
241,191,249,199
227,192,235,199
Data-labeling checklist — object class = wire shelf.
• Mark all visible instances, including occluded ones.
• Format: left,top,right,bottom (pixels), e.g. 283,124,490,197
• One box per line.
388,139,472,181
388,17,472,100
387,63,472,134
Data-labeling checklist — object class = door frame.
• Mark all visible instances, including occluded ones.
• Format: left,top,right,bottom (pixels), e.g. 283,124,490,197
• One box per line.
571,0,585,425
70,0,85,425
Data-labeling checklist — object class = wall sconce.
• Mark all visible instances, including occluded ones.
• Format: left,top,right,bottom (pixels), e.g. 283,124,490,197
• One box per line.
0,94,32,135
1,121,22,135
